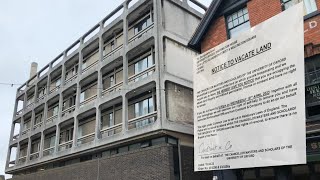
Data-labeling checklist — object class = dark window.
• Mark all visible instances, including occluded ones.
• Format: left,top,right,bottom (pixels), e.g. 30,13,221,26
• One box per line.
305,56,320,85
134,15,152,35
226,7,250,38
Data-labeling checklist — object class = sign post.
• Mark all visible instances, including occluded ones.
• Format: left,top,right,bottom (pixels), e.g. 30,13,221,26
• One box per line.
194,3,306,173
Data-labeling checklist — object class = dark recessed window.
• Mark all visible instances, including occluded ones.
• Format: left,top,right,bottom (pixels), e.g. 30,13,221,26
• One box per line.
305,55,320,85
226,7,250,38
281,0,317,15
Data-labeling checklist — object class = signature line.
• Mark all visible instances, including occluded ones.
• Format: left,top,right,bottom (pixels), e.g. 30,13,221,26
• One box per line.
198,151,234,156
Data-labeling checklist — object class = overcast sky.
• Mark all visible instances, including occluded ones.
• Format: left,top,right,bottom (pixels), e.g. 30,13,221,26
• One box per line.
0,0,212,177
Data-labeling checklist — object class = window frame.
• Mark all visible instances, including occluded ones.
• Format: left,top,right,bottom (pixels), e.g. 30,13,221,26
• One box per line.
225,6,250,39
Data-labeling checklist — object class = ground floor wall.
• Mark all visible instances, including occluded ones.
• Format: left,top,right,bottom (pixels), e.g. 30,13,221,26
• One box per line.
9,144,213,180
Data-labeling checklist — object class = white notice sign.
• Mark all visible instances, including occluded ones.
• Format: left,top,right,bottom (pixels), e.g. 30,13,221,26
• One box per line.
194,4,306,171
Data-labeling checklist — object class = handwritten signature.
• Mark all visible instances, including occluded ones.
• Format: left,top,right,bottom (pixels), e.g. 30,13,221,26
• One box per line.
199,141,233,154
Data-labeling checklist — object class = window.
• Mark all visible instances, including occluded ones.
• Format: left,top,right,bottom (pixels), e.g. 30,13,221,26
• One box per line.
134,97,154,128
134,15,152,35
101,112,113,129
305,56,320,85
35,113,43,124
111,41,115,51
134,54,154,81
226,7,250,38
282,0,317,15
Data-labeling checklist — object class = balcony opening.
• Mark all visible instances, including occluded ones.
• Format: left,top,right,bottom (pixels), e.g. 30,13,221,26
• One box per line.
82,40,99,74
22,113,32,136
52,54,64,68
46,96,59,124
18,140,28,165
16,96,24,116
80,73,98,107
36,78,47,103
27,76,37,87
39,65,49,78
43,128,56,157
100,98,123,138
84,26,100,43
103,6,123,28
34,105,44,130
77,110,96,145
101,59,123,97
128,86,157,130
62,86,77,117
8,146,17,167
12,120,21,141
187,0,206,14
128,2,154,43
59,120,74,151
26,88,35,109
49,67,62,94
67,41,80,57
64,54,79,85
128,48,155,83
18,84,27,93
128,0,139,9
30,134,41,161
102,23,124,60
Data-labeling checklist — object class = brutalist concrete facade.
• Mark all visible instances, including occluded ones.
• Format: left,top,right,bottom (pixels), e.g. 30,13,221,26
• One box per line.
5,0,210,179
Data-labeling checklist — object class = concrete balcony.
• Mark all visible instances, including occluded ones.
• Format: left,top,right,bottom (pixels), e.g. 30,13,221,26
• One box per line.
100,123,123,138
43,147,55,157
101,82,123,98
58,140,73,152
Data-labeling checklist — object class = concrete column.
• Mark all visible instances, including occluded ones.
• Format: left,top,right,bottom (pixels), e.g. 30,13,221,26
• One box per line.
15,143,20,165
23,92,27,110
95,107,101,141
19,117,24,135
153,0,163,127
72,118,79,147
26,137,31,163
58,56,67,119
122,2,129,86
5,146,12,168
30,110,35,131
46,72,51,96
43,102,48,126
97,35,103,98
122,95,128,132
78,39,84,76
39,131,45,158
8,121,15,143
54,125,60,154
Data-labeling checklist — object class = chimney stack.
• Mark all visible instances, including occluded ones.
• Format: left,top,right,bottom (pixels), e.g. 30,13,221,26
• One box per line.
30,62,38,78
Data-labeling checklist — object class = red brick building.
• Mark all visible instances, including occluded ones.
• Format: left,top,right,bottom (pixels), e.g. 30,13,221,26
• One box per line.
189,0,320,179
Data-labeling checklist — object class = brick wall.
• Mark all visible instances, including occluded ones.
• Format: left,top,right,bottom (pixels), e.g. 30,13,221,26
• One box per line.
201,0,320,54
9,145,175,180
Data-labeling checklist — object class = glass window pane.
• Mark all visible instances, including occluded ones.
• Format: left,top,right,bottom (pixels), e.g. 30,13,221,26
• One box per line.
244,13,249,21
230,22,251,38
148,98,154,113
233,19,239,26
239,16,245,24
135,103,140,117
232,13,238,20
143,99,148,115
228,22,233,29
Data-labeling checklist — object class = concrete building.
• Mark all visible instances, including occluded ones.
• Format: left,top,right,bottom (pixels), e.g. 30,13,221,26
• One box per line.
189,0,320,179
5,0,213,179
